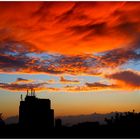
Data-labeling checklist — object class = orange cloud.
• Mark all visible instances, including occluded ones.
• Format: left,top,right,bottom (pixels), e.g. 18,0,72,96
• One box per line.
0,78,51,92
0,2,140,55
0,41,140,76
47,79,55,84
60,76,80,84
0,2,140,93
0,80,116,92
1,72,140,92
12,78,34,84
62,82,119,92
0,82,47,92
0,2,140,77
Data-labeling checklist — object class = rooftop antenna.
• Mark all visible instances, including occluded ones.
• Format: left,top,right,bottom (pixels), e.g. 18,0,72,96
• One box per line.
34,89,36,97
31,88,32,96
31,88,35,96
32,89,35,96
32,89,35,97
27,89,29,96
20,94,23,101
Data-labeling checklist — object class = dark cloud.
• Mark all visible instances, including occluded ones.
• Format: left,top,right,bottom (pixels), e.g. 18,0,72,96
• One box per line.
53,2,76,23
0,54,29,72
115,21,140,37
0,77,49,91
106,70,140,87
68,22,107,36
85,82,115,88
0,41,98,75
17,78,28,81
96,44,140,68
0,82,46,91
0,38,140,75
64,82,119,92
16,78,29,82
60,76,79,84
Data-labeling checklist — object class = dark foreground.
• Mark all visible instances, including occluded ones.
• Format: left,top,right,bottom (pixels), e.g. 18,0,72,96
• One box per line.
0,124,140,138
1,111,140,138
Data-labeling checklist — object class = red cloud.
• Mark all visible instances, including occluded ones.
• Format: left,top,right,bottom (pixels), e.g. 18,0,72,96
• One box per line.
0,2,140,55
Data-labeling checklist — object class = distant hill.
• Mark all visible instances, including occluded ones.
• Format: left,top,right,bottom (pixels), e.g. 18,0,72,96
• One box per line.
4,115,18,124
57,112,117,126
5,112,118,126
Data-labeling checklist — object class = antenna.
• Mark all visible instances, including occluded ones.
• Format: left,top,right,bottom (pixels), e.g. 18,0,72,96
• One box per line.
31,88,32,96
30,88,35,96
32,89,34,96
27,89,29,96
21,94,23,101
34,89,36,96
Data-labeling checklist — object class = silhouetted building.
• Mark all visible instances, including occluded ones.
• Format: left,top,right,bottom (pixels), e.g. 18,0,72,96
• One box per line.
55,118,62,128
19,89,54,128
73,121,99,129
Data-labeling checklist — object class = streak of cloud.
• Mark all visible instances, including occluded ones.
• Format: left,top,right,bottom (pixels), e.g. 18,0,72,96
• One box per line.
60,76,80,84
105,70,140,89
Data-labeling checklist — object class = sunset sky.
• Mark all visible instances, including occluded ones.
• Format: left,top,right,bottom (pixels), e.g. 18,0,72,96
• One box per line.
0,1,140,119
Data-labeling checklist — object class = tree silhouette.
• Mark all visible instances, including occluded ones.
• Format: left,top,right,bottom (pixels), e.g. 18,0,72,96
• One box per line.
105,111,140,127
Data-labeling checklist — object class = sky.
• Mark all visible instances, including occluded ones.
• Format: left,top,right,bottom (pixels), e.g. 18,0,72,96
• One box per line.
0,1,140,118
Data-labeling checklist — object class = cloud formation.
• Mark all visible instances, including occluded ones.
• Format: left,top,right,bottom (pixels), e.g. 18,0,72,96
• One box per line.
63,82,118,92
0,40,139,76
96,45,140,68
0,78,48,91
12,78,33,84
106,70,140,89
0,79,116,92
1,70,140,92
0,2,140,55
0,2,140,92
0,82,46,91
60,76,80,84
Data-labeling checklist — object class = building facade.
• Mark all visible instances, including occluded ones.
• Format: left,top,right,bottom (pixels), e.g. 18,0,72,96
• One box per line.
19,89,54,128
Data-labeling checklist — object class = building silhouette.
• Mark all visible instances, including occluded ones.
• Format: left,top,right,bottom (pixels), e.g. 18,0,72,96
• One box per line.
55,118,62,128
19,89,54,128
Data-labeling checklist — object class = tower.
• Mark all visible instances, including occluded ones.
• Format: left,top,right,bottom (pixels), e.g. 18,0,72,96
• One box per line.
19,89,54,128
